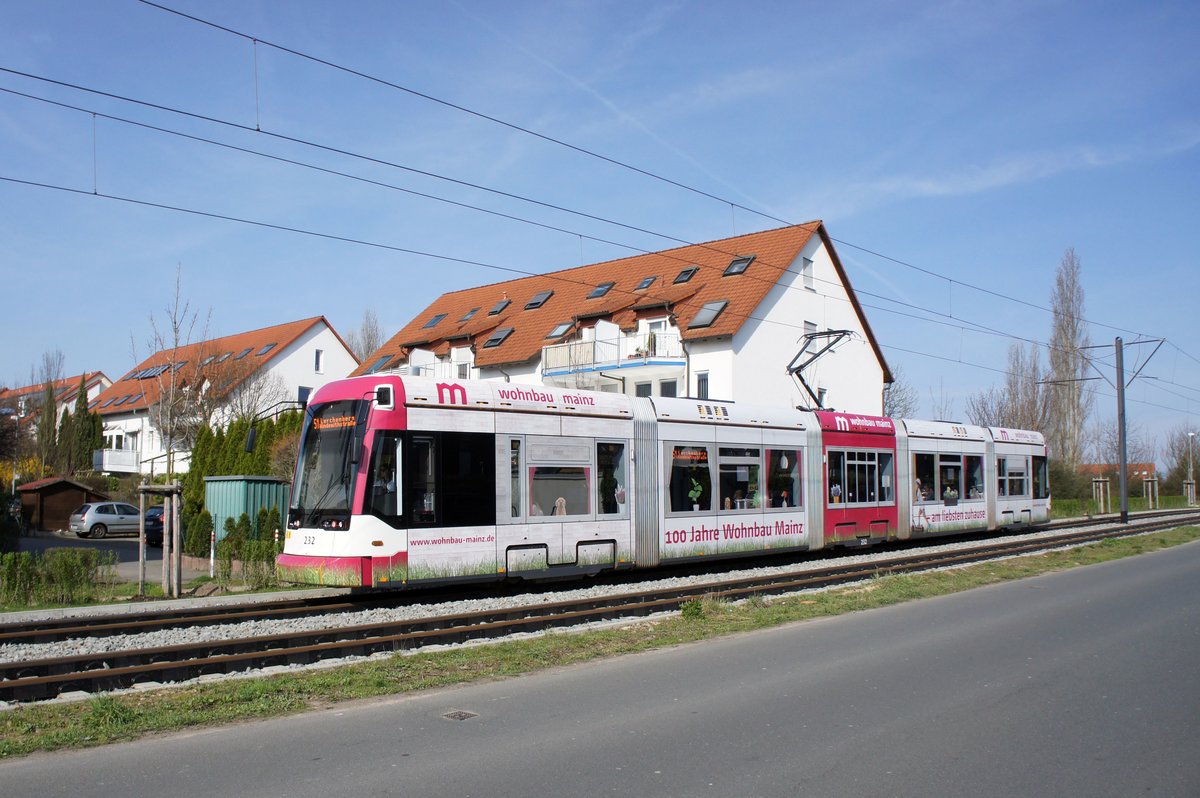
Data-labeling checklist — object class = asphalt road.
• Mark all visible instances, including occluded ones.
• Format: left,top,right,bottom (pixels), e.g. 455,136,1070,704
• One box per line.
4,540,1199,797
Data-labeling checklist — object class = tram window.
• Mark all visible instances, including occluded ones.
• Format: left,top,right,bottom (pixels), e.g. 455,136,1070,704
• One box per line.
529,466,590,517
1005,457,1028,497
830,449,893,506
409,435,437,523
878,452,894,503
828,451,845,504
1033,455,1050,499
597,442,626,515
939,454,962,501
766,448,801,508
510,439,522,518
996,458,1008,497
366,432,401,519
914,453,936,502
718,446,761,511
667,444,712,512
965,455,984,499
406,432,496,528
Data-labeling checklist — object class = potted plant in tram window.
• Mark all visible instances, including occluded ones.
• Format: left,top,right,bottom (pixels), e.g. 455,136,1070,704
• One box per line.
689,477,704,511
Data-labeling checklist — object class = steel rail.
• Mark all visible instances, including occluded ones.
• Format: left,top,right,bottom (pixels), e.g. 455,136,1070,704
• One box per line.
3,512,1196,703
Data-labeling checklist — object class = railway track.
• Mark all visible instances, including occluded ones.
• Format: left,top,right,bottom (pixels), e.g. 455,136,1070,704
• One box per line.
2,510,1197,704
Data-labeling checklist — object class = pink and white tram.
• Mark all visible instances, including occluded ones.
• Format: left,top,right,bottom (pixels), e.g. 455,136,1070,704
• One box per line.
276,376,1050,589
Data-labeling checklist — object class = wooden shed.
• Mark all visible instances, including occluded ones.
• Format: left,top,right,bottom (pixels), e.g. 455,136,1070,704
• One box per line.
17,477,110,532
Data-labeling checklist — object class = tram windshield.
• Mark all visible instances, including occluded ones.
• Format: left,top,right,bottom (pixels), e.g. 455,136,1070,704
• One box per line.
290,399,366,525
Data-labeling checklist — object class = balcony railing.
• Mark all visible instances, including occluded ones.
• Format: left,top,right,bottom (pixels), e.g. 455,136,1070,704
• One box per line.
542,332,684,374
94,448,140,473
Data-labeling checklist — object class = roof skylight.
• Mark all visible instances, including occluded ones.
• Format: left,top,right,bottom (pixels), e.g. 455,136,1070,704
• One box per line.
525,290,554,309
723,255,755,276
688,300,729,329
489,298,511,315
367,354,392,373
256,343,277,357
423,313,448,329
673,267,699,284
460,307,481,322
635,276,656,290
234,347,253,360
546,322,573,338
482,327,515,348
587,282,615,299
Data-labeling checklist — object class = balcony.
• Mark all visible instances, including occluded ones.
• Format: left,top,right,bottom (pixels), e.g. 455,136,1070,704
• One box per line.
542,332,685,389
94,448,140,474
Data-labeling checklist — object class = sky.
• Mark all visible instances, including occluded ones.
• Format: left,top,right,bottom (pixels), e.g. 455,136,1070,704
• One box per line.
1,0,1198,462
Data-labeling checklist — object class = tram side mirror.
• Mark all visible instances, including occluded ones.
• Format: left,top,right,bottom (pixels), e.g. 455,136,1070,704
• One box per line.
244,425,257,453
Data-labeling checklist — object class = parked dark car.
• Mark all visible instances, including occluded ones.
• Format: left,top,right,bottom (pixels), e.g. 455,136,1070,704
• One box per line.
143,505,165,547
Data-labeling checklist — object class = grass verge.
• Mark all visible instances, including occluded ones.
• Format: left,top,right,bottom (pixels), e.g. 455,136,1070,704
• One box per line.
2,526,1198,759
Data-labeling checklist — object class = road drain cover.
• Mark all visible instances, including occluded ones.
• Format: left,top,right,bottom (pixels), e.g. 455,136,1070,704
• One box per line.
443,710,478,721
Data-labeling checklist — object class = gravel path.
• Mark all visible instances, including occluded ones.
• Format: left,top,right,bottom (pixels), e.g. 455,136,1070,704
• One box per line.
0,524,1107,668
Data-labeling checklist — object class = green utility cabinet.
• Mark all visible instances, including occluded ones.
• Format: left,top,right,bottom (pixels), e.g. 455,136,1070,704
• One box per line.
204,475,290,541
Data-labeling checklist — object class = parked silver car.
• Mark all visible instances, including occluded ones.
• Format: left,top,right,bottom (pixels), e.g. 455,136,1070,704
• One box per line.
69,502,142,538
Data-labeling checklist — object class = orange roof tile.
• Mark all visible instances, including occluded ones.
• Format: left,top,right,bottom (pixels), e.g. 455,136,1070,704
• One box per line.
91,317,347,417
353,222,891,380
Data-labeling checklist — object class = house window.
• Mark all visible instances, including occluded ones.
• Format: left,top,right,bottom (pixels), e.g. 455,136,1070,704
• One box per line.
314,349,324,373
696,372,709,400
674,266,698,284
723,255,755,276
659,380,677,397
489,298,511,315
802,257,814,290
457,363,470,379
635,276,656,290
587,282,615,299
688,301,728,329
483,327,514,348
525,290,553,309
298,386,312,404
635,382,652,398
422,313,448,329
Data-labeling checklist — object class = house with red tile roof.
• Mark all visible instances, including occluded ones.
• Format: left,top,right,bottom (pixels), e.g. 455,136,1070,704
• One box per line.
0,372,111,430
354,222,892,413
91,316,358,475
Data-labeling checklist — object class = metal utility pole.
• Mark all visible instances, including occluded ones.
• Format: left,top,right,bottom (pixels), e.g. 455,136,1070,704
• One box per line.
1115,338,1128,523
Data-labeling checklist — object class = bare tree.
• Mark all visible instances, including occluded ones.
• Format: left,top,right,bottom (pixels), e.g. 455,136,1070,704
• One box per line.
221,368,287,423
346,307,383,361
1046,249,1093,465
143,267,210,476
1088,418,1156,469
882,363,920,418
927,379,956,422
966,343,1049,430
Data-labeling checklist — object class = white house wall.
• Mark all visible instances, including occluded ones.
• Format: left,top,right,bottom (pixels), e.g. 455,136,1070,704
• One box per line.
265,324,359,404
731,237,884,414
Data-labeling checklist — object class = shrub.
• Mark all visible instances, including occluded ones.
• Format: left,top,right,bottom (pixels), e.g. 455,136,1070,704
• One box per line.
185,511,214,558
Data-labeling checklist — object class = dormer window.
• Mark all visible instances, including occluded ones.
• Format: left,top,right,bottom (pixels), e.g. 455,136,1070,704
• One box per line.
489,298,511,315
688,300,729,329
723,255,755,276
587,282,615,299
635,276,656,290
525,290,553,309
483,327,514,348
546,322,573,339
673,266,698,284
423,313,448,329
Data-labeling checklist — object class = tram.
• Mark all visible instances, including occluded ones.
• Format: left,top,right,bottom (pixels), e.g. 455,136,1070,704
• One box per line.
276,376,1049,588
